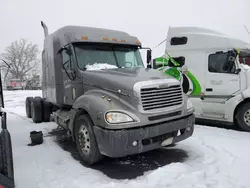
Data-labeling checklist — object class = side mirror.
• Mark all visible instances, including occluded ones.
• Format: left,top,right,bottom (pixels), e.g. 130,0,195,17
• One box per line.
152,59,156,69
223,50,237,72
235,68,241,74
168,59,175,67
227,50,237,62
146,50,152,65
228,56,236,62
66,48,72,55
57,47,72,55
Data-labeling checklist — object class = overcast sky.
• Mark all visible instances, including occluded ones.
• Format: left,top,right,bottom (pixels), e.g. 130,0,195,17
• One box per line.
1,0,250,58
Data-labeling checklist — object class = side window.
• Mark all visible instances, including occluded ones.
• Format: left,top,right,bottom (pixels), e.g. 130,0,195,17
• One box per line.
61,49,72,71
208,52,236,73
170,37,188,45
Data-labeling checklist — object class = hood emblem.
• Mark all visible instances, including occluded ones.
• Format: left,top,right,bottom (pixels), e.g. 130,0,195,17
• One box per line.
150,77,160,80
157,84,169,89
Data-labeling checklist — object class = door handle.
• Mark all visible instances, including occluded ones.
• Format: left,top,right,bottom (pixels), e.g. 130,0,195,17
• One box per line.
230,79,238,81
206,88,213,92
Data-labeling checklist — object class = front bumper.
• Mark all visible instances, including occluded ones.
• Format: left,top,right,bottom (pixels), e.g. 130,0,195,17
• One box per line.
93,114,195,158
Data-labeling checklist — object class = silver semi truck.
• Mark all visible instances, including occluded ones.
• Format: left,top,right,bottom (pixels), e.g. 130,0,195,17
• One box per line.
25,21,195,165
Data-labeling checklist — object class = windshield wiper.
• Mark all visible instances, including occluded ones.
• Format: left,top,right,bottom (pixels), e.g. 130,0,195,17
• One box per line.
112,49,121,68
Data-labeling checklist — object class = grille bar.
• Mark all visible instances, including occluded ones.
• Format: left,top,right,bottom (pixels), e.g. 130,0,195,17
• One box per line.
142,96,182,106
141,87,181,94
141,91,182,100
141,89,182,97
141,84,180,92
140,84,183,111
143,101,182,111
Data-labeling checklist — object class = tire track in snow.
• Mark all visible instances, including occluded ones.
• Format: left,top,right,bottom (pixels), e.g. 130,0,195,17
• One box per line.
5,110,30,121
196,136,242,188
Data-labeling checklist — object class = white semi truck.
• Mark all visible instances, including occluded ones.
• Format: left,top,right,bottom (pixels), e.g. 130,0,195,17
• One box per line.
154,27,250,132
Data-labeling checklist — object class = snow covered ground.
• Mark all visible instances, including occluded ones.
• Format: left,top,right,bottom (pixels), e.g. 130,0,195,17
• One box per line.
2,90,250,188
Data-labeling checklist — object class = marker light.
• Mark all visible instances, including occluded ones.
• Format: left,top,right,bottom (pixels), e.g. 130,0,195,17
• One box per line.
103,37,109,41
81,36,88,40
136,40,141,45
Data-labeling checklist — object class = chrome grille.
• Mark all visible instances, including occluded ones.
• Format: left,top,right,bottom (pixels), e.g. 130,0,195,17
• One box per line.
140,84,183,111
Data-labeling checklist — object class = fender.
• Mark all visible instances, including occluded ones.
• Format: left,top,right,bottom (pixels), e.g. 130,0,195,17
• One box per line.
69,89,135,134
241,88,250,99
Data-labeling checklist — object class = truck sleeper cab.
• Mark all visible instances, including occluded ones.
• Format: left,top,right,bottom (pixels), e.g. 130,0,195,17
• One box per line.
154,26,250,132
25,22,195,165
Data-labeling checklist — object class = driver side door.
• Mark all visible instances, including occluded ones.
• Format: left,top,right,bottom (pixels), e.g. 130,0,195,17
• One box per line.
60,46,77,105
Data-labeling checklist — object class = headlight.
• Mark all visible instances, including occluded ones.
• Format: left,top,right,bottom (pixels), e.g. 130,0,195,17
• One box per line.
105,112,134,124
187,99,194,112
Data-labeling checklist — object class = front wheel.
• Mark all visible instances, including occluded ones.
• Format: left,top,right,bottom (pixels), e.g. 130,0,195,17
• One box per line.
235,102,250,132
74,114,103,165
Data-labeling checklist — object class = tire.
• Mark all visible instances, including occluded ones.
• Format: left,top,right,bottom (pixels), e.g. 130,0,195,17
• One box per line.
31,97,43,123
0,129,14,180
43,100,52,122
74,114,103,165
25,97,33,118
235,102,250,132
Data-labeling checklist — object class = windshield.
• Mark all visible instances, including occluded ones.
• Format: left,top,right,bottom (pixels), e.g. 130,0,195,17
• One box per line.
74,44,144,70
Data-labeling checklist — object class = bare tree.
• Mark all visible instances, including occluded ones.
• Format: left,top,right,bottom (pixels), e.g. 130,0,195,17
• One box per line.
1,39,40,81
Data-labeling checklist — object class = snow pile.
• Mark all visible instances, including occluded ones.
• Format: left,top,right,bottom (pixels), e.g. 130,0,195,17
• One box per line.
86,63,118,70
3,90,250,188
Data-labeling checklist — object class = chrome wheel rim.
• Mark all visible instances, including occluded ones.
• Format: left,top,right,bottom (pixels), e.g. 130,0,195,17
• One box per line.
244,109,250,127
78,124,90,154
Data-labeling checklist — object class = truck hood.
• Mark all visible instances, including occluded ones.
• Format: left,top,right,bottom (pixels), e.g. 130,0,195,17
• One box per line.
81,67,177,95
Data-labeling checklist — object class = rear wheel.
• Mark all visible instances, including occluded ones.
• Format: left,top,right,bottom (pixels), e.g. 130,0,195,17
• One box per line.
74,114,103,165
236,102,250,132
31,97,43,123
43,100,52,122
25,97,34,118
